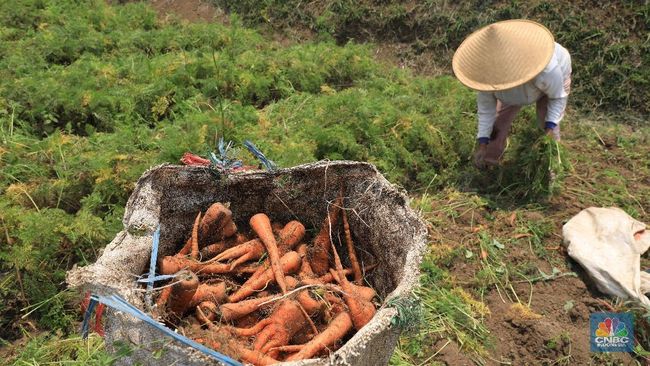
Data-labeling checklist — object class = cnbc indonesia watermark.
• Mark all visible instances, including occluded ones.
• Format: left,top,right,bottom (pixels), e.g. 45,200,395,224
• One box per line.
590,312,634,353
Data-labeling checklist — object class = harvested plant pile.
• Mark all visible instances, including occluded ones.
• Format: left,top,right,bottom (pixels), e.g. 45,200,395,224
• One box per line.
153,198,379,365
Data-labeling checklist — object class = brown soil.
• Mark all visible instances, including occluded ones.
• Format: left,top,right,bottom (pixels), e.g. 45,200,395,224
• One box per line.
484,277,633,365
148,0,222,23
110,0,225,23
434,339,475,366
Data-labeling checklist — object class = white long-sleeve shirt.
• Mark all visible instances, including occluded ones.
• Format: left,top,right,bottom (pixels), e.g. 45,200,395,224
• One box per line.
477,42,572,139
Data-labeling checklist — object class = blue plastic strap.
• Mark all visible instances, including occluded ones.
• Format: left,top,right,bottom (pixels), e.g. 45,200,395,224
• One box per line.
243,140,276,171
147,226,161,294
137,274,177,283
90,294,242,366
81,298,98,340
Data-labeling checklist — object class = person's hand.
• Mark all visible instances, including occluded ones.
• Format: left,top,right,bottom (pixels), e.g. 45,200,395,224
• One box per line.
474,144,488,169
545,127,555,137
544,121,559,141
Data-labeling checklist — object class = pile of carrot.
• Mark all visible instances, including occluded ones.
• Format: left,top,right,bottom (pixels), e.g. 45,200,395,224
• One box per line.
152,196,378,365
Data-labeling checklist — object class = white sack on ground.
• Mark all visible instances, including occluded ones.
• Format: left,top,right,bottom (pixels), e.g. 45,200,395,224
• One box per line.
562,207,650,305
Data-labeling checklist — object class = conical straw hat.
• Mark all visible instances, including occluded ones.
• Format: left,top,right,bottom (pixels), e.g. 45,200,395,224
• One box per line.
452,19,555,91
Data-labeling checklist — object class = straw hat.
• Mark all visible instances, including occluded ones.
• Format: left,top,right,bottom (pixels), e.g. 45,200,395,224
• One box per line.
452,19,555,92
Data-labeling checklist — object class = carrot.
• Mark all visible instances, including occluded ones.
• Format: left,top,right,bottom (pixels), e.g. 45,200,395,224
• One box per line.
199,203,238,244
199,241,229,259
296,244,315,280
168,270,199,317
242,259,270,285
236,344,279,366
330,243,376,331
217,221,306,288
195,301,218,325
230,318,273,337
310,194,344,276
155,286,172,311
284,275,299,290
232,299,308,356
213,239,265,268
189,282,227,308
328,269,376,302
296,288,325,315
178,212,202,258
255,300,307,353
250,213,288,294
325,293,347,316
285,311,353,361
311,268,354,284
269,344,303,353
202,338,279,366
228,251,302,302
283,275,320,335
199,203,228,237
341,208,362,284
219,295,276,322
277,220,306,252
159,255,258,275
301,265,377,286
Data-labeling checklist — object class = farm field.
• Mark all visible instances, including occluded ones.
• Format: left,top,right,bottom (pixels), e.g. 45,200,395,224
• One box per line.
0,0,649,365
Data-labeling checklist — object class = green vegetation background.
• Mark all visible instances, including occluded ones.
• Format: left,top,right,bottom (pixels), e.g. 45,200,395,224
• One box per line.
0,0,647,364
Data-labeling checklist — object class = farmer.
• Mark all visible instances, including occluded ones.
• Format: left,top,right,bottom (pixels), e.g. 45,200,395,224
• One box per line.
452,19,572,169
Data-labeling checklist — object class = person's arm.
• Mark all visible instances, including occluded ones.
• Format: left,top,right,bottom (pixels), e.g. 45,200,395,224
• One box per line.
474,92,496,168
534,67,568,134
477,92,497,143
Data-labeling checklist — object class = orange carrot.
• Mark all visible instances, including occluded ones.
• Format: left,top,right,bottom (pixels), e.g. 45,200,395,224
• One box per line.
320,292,346,323
269,344,303,353
236,344,279,366
156,286,172,311
199,241,228,259
189,282,227,308
230,318,273,337
341,208,362,284
202,338,279,366
199,203,238,244
255,300,306,352
168,270,199,317
285,311,353,361
231,299,308,356
199,203,228,236
159,255,258,275
310,194,344,276
283,276,320,335
278,220,306,252
250,213,288,294
296,288,325,315
330,243,376,330
328,269,376,302
228,251,302,303
195,301,218,325
213,239,265,269
242,259,270,285
301,266,360,285
219,295,276,322
296,244,315,280
178,212,202,258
